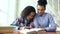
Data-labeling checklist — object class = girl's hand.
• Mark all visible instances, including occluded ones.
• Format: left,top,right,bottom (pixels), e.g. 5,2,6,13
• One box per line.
24,26,31,29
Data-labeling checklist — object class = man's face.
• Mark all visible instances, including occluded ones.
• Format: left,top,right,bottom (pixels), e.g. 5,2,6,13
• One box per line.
37,5,45,16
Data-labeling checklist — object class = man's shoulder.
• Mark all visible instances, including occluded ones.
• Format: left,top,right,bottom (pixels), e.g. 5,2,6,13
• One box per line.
35,13,51,16
34,13,52,17
45,13,53,18
45,13,52,16
44,13,50,15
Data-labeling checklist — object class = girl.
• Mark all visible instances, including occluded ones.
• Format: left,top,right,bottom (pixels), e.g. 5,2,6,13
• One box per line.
11,6,36,30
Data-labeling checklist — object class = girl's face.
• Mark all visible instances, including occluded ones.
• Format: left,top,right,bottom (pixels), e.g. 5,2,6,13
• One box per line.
26,12,35,21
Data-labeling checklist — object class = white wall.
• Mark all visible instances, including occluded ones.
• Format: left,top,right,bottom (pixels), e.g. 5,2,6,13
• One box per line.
0,0,60,26
0,0,16,26
18,0,38,16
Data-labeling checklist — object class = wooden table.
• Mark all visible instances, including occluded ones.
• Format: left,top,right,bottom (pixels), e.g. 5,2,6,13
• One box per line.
1,30,60,34
46,31,60,34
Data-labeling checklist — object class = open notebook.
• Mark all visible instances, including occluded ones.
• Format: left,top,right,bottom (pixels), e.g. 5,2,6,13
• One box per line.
0,26,15,33
20,28,45,34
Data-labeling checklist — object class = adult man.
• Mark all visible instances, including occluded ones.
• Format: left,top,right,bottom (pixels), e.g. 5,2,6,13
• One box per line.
33,0,56,31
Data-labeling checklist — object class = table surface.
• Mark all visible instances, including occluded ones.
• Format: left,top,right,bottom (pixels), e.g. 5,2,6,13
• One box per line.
1,30,60,34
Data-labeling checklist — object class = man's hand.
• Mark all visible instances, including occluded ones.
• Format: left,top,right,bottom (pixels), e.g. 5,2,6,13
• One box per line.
36,26,45,30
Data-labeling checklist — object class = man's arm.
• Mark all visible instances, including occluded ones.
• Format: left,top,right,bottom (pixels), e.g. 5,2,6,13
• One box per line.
33,17,39,28
45,14,56,31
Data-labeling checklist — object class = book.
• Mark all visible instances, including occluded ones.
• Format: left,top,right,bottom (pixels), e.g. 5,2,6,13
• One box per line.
0,26,15,33
19,28,46,34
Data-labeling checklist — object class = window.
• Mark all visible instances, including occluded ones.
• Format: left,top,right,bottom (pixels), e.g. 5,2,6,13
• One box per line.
0,0,16,26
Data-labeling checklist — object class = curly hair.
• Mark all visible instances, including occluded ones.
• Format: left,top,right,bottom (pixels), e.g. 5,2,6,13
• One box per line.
21,6,36,18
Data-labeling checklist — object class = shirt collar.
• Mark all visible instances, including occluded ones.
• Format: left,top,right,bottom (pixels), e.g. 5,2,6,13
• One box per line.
37,13,46,17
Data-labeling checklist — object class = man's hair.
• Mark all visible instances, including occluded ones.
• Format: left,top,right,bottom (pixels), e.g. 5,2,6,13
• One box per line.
21,6,36,18
38,0,47,9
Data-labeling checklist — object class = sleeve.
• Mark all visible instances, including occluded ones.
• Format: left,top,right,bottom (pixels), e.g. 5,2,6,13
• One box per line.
33,17,39,28
11,17,22,26
45,14,56,31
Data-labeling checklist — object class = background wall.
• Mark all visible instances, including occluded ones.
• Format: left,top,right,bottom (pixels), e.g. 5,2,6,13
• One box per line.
0,0,16,25
47,0,60,26
18,0,60,26
0,0,60,26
